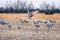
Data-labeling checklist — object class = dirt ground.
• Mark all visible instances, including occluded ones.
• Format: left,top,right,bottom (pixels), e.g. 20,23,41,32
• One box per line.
0,13,60,40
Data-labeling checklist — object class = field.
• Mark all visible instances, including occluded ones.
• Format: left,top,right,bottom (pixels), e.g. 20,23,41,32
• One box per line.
0,13,60,40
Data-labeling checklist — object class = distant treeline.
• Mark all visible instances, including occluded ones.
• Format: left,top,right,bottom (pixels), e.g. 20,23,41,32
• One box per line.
0,7,27,13
0,0,60,13
40,9,60,13
0,7,60,13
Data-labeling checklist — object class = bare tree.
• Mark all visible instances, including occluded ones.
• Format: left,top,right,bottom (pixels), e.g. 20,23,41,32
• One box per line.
16,0,27,9
40,2,54,14
5,0,27,12
5,0,34,13
5,0,12,12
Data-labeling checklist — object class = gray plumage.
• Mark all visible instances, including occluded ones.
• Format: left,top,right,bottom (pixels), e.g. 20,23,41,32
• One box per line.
37,19,43,23
16,25,21,29
20,19,29,23
34,24,40,27
0,19,9,25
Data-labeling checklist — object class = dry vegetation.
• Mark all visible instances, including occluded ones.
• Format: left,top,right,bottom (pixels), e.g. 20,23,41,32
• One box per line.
0,13,60,40
0,13,60,19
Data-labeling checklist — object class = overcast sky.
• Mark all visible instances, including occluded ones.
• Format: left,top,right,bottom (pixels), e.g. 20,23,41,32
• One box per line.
0,0,60,9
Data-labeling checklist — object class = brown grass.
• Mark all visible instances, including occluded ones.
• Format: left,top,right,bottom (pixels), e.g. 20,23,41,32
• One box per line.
0,13,60,20
0,13,60,40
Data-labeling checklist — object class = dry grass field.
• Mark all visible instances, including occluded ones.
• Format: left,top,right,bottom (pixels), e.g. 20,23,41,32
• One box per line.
0,13,60,20
0,13,60,40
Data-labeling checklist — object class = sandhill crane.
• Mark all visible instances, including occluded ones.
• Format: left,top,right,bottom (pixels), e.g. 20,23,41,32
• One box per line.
32,20,40,27
24,19,29,23
49,19,56,24
33,20,40,37
44,19,53,30
28,10,39,19
32,19,42,24
20,19,29,23
37,19,43,23
28,10,33,19
34,24,40,28
33,11,39,15
20,19,25,23
16,25,21,29
0,19,12,29
44,19,50,24
49,19,56,27
0,19,9,25
44,19,56,30
33,20,38,24
6,24,11,29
